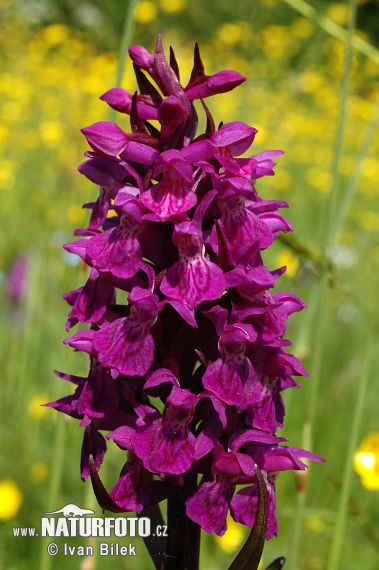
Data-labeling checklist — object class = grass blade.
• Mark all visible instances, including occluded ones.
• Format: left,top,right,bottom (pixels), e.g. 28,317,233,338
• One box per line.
326,326,374,570
287,1,357,567
332,93,379,244
281,0,379,64
108,0,139,123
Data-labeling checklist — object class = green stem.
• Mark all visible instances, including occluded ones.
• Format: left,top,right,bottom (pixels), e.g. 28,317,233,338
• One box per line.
108,0,138,123
324,0,357,249
286,487,306,569
287,2,357,567
287,276,327,569
40,413,66,570
281,0,379,65
326,326,374,570
166,475,201,570
332,92,379,244
115,0,138,88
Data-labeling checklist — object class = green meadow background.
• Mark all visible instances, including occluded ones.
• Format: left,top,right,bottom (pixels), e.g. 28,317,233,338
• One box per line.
1,0,379,568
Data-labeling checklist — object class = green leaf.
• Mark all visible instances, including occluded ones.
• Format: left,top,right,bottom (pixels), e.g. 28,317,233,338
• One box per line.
228,465,268,570
88,455,167,569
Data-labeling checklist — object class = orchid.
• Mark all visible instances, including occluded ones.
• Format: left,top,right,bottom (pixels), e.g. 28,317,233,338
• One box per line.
48,35,323,569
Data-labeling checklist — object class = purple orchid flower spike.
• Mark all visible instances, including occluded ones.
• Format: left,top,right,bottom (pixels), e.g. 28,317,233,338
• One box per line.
51,35,323,570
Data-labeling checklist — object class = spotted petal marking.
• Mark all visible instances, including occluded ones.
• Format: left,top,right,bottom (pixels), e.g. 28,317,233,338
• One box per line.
161,233,226,309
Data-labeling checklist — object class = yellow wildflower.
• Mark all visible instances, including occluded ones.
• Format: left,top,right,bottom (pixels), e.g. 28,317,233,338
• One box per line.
326,3,349,26
134,1,157,23
306,515,326,534
40,24,70,47
258,25,295,61
28,393,49,420
298,71,324,95
67,203,86,225
0,480,23,521
277,249,300,278
354,433,379,490
306,167,333,194
291,18,314,39
30,462,49,484
362,157,379,182
214,516,244,552
0,159,14,190
160,0,186,13
39,120,62,148
216,23,250,47
357,211,379,232
273,167,292,190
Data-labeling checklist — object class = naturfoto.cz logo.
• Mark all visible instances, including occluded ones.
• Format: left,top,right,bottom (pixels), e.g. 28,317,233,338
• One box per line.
41,503,152,537
13,503,163,539
11,503,169,558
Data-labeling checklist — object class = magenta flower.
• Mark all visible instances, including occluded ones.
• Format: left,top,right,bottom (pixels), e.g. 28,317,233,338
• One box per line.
49,35,323,570
5,254,29,303
85,198,147,279
93,287,160,377
160,220,226,310
112,370,198,476
229,442,323,539
81,121,129,157
201,306,259,410
63,268,115,331
186,430,286,536
141,150,196,220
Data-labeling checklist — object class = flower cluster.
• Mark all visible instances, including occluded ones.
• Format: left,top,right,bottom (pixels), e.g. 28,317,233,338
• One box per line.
47,36,323,540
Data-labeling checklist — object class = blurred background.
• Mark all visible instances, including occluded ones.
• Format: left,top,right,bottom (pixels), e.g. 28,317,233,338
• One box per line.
1,0,379,568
